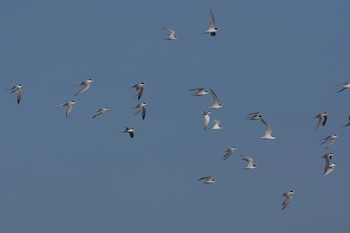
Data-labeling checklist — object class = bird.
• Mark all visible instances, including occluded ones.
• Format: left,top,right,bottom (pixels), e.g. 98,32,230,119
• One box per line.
246,112,263,120
222,147,237,160
259,118,276,140
132,82,145,100
343,116,350,127
337,82,350,93
321,134,337,149
204,9,221,36
59,101,77,118
197,176,215,184
189,88,208,96
281,190,294,210
8,84,22,104
92,107,108,118
74,79,95,96
211,119,222,130
201,110,211,130
322,153,336,176
241,155,257,169
163,28,177,40
122,127,135,138
314,112,328,131
134,103,147,120
209,88,223,109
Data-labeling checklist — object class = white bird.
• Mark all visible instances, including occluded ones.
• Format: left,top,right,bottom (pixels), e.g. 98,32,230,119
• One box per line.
314,112,328,131
241,155,257,169
246,112,263,120
163,28,177,40
59,101,77,118
201,110,211,130
122,127,135,138
209,88,223,109
92,107,108,118
281,190,294,210
134,103,147,120
211,119,222,130
74,79,95,96
189,88,208,96
259,118,276,140
322,153,336,176
321,134,337,149
324,163,336,176
222,147,237,160
8,84,22,104
132,82,145,100
197,176,215,184
337,82,350,93
204,9,221,36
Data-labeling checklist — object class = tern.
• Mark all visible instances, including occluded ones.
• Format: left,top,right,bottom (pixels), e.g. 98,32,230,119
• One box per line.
321,134,337,150
8,84,22,104
337,82,350,93
189,88,208,96
197,176,215,184
74,79,95,96
322,153,335,176
92,107,108,118
241,155,257,169
211,119,222,130
132,82,145,100
209,88,223,109
259,118,276,140
201,110,211,130
59,101,77,118
314,112,328,131
163,28,177,40
134,103,147,120
122,127,135,138
222,147,237,160
281,190,294,210
204,9,221,36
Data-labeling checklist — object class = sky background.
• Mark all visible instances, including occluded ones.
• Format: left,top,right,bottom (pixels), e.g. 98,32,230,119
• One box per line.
0,0,350,232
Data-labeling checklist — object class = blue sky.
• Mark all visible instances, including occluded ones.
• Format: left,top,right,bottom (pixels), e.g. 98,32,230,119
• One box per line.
0,0,350,232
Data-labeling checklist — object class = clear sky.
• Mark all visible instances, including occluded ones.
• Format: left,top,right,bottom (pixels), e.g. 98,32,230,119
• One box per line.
0,1,350,232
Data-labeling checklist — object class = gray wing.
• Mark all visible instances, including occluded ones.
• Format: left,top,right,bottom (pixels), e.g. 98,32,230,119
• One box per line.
16,89,22,104
210,88,219,104
142,107,146,120
75,82,90,96
66,105,74,118
209,9,215,28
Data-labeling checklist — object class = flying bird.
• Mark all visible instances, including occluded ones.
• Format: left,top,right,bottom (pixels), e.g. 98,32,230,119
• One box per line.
259,117,276,140
134,103,147,120
132,82,145,100
201,110,211,130
314,112,328,131
197,176,215,184
209,88,223,109
241,155,257,169
92,107,108,118
337,82,350,93
211,119,222,130
163,28,177,40
322,153,336,176
59,101,77,118
189,88,208,96
222,147,237,160
122,127,135,138
204,9,221,36
321,134,337,150
8,84,22,104
281,190,294,210
74,79,95,96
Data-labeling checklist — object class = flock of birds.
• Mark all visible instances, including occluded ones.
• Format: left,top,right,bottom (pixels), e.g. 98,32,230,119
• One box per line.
5,9,349,211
